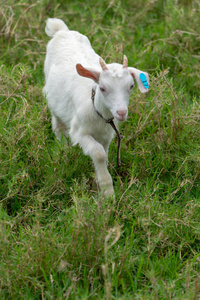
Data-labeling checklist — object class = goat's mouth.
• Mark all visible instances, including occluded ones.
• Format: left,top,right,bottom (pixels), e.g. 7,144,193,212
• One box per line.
115,110,128,122
116,115,127,122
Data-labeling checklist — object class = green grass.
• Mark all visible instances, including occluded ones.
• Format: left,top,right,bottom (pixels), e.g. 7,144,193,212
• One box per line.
1,0,200,299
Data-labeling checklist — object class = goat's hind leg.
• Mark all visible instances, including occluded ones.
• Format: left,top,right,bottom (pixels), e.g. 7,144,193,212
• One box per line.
51,114,68,144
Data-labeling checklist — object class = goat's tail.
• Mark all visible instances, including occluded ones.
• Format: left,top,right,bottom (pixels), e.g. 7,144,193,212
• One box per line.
45,18,69,37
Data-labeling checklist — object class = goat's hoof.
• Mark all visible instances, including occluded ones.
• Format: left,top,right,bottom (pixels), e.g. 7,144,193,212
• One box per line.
101,185,115,200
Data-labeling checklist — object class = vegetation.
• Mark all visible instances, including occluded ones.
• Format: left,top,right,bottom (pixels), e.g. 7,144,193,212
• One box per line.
0,0,200,298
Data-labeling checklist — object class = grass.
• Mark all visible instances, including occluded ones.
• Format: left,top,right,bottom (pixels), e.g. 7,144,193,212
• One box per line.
0,0,200,299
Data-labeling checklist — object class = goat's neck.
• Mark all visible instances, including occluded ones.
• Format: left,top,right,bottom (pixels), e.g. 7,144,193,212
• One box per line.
94,88,114,121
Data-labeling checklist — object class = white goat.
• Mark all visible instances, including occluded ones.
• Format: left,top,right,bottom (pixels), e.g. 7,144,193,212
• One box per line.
43,18,149,196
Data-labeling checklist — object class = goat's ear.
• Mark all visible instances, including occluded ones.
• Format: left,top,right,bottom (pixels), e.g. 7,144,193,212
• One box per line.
76,64,100,83
128,67,149,93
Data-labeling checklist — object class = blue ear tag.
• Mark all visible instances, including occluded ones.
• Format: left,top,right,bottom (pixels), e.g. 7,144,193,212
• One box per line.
140,73,149,89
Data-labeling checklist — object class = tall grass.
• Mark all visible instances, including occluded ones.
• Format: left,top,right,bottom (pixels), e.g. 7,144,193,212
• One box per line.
0,0,200,299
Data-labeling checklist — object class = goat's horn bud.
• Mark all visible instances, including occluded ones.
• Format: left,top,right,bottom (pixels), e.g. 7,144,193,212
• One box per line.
99,58,108,71
122,55,128,69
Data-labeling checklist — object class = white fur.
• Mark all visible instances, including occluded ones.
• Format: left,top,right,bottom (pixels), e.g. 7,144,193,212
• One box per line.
43,18,149,196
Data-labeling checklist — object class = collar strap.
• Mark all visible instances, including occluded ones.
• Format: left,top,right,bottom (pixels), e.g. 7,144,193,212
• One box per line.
91,88,124,167
91,88,114,123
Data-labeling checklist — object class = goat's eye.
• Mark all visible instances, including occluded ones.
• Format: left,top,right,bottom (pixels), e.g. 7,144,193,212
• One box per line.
130,84,134,90
100,87,106,93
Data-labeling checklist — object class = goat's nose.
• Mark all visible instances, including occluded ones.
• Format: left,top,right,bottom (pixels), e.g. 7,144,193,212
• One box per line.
117,110,127,117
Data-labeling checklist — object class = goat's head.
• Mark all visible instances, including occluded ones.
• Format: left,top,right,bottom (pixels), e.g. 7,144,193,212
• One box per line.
76,56,149,122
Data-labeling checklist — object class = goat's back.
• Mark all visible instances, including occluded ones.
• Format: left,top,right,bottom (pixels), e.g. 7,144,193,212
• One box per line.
43,19,102,130
44,19,100,78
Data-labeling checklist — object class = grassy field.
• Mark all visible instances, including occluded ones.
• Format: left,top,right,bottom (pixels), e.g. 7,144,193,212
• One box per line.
1,0,200,299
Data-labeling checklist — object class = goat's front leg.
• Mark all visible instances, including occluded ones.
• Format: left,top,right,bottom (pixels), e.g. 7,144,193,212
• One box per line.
74,134,114,196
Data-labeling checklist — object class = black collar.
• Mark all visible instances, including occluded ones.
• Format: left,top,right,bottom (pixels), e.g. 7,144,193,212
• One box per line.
91,88,114,123
91,88,124,167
